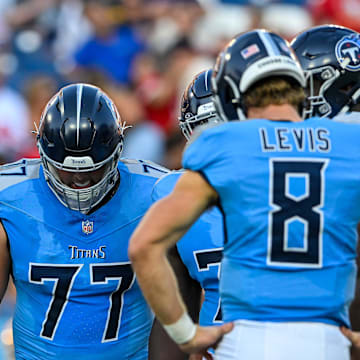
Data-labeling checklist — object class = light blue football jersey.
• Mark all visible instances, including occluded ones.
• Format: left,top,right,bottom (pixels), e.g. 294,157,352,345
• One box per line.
183,117,360,328
152,172,224,326
0,158,169,360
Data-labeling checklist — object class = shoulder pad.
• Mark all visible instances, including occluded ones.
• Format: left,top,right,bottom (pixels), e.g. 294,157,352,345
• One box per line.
332,112,360,124
0,159,41,192
153,169,184,188
152,170,184,201
120,158,170,178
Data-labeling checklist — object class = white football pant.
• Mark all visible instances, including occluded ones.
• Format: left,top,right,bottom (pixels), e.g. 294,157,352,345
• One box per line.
214,320,351,360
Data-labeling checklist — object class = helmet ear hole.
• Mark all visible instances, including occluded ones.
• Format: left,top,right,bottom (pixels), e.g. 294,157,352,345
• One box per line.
225,83,235,106
217,79,244,121
229,85,247,116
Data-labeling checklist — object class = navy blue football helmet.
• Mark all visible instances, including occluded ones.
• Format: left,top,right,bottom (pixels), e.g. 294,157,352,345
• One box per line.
179,69,221,140
291,25,360,118
212,29,305,121
37,83,123,213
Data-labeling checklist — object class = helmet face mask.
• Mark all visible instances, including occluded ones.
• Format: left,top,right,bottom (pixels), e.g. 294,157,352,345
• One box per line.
179,69,223,140
39,144,121,213
37,83,123,214
179,108,218,140
291,25,360,118
303,65,340,118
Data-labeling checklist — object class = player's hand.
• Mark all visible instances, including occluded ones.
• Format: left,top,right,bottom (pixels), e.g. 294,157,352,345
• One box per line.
341,326,360,347
189,353,212,360
179,322,234,357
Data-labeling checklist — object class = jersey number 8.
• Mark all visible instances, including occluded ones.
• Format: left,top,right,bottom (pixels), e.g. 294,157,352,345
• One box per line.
268,158,328,268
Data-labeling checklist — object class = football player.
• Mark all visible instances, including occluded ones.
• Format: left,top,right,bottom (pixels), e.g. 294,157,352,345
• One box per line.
129,29,360,359
150,70,224,360
292,26,360,357
0,83,175,359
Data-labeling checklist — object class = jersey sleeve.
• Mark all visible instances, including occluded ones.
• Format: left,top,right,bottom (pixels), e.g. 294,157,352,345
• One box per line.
151,171,183,202
182,127,230,191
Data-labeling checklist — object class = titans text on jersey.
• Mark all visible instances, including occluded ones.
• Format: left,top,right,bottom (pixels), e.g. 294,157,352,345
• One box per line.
68,245,106,259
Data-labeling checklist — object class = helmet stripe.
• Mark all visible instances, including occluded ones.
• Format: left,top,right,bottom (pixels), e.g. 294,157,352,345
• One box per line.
204,69,210,92
257,30,280,56
76,84,83,147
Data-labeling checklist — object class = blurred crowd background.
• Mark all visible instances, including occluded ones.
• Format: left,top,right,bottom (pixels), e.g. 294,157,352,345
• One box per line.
0,0,359,358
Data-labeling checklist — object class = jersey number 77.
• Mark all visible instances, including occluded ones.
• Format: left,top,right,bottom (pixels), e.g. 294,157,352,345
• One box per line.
29,262,134,342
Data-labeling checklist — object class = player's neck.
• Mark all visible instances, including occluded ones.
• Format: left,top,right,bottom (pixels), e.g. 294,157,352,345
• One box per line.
247,104,302,122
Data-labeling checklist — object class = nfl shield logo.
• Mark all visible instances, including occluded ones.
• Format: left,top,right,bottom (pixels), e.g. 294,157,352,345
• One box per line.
82,220,93,235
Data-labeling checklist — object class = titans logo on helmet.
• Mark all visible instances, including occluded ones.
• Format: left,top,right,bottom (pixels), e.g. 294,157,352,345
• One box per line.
335,34,360,71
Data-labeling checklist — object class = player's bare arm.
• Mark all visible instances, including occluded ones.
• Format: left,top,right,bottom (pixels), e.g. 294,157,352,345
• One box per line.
0,221,10,301
149,246,201,360
129,171,232,356
167,246,202,324
129,170,217,324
